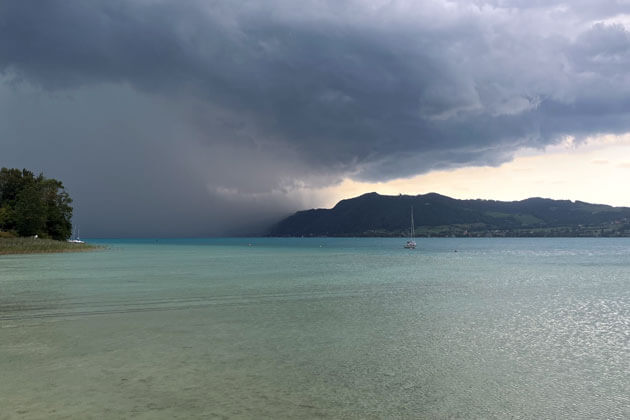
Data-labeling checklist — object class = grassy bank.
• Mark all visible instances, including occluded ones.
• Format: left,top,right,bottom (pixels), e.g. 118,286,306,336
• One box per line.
0,237,101,255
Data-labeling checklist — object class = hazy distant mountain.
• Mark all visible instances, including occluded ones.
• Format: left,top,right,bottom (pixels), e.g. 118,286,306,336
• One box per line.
268,193,630,237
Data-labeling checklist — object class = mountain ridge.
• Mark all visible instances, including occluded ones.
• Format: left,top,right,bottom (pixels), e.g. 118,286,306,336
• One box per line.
268,193,630,237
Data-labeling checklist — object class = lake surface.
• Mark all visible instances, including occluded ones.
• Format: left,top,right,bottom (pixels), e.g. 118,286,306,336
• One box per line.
1,238,629,419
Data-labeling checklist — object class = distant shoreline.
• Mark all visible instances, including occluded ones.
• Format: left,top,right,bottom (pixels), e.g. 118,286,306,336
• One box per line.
0,238,101,255
270,192,630,238
267,232,630,238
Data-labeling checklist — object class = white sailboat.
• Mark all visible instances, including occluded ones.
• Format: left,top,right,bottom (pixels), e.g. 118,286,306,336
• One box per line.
404,206,416,249
67,226,85,244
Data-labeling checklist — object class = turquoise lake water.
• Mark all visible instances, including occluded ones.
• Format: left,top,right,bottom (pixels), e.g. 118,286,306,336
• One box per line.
1,238,629,419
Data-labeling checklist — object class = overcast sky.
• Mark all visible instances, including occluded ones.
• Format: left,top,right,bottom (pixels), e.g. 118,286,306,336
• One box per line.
2,0,630,236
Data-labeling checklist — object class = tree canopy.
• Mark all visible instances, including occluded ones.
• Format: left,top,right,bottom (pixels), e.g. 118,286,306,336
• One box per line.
0,168,73,240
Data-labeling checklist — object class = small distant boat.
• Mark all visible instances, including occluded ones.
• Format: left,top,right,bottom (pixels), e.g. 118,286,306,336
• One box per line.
404,206,416,249
67,227,85,244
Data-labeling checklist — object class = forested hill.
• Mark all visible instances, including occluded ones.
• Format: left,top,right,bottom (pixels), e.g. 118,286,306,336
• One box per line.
268,193,630,237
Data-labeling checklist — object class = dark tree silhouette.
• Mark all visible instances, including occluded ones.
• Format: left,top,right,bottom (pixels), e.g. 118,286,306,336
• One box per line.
0,168,73,240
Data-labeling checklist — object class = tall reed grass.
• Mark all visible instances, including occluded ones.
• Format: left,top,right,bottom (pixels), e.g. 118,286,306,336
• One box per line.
0,237,99,255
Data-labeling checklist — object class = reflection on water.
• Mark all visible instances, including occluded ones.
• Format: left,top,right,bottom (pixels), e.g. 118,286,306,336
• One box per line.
1,238,629,418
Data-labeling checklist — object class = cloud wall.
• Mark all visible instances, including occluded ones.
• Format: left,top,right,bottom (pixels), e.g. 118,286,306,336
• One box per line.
2,0,630,235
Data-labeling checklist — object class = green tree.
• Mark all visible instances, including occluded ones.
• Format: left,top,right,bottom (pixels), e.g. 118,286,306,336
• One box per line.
0,205,13,228
43,179,73,240
0,168,74,240
0,168,36,231
15,182,46,237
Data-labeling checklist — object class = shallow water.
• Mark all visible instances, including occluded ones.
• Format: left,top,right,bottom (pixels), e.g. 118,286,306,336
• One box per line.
1,238,629,419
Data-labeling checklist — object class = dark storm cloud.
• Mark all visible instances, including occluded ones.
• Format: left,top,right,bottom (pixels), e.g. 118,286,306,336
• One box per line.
2,0,630,235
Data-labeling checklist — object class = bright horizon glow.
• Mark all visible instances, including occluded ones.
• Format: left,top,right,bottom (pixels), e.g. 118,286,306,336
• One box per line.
306,133,630,209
